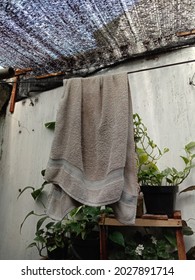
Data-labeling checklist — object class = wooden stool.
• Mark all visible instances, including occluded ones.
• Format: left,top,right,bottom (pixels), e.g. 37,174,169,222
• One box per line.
99,210,186,260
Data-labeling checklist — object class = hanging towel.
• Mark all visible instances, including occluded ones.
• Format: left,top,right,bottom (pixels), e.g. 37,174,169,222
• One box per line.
45,73,139,225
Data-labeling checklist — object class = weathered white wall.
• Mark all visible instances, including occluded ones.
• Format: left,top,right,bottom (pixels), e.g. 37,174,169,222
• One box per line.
0,88,64,260
0,46,195,259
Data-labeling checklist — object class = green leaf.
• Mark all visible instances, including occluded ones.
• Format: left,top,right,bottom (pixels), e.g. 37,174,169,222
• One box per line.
70,205,83,217
17,186,35,199
81,231,86,240
163,148,169,153
44,122,55,130
27,242,37,249
138,153,148,165
185,142,195,151
47,244,57,252
31,181,50,200
182,226,194,236
109,231,125,247
36,216,49,232
20,210,35,233
163,167,172,175
185,164,195,170
172,167,178,173
180,156,190,165
157,249,170,259
164,232,177,247
31,187,44,200
20,211,46,233
34,235,46,243
179,185,195,194
166,178,173,184
46,222,55,229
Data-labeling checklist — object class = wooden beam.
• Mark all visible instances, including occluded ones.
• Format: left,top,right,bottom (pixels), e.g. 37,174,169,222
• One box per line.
99,215,182,227
9,76,18,113
15,68,32,76
176,30,195,37
9,68,32,113
99,224,107,260
173,211,186,260
142,214,168,220
36,71,65,79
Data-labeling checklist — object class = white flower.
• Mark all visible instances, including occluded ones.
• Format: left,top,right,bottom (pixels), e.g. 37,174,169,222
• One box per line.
135,244,144,256
151,236,157,245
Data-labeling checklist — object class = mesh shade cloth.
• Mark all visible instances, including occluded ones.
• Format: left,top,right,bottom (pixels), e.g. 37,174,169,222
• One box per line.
0,0,195,76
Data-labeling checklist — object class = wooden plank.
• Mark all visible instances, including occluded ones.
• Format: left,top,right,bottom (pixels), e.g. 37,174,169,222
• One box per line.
173,210,182,219
15,68,32,76
9,68,33,113
135,218,182,227
36,71,64,79
9,76,18,113
99,216,182,227
142,214,168,220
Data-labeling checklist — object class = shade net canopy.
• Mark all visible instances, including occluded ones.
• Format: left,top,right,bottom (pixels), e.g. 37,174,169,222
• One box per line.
0,0,195,76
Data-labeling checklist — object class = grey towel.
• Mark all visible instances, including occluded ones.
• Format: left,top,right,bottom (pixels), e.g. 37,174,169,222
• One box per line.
45,73,139,224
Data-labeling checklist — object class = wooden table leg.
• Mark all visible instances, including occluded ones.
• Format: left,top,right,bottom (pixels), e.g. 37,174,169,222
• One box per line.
175,228,186,260
173,211,186,260
99,224,107,260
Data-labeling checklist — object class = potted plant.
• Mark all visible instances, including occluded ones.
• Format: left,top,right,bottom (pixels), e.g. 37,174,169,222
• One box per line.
133,113,195,217
29,217,70,260
66,205,113,260
66,205,101,260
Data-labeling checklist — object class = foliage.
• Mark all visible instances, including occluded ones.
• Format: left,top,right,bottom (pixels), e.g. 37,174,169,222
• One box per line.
182,220,194,236
108,230,178,260
18,170,70,257
133,113,195,186
66,205,112,240
44,122,55,130
19,117,195,259
27,218,69,257
18,170,112,257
